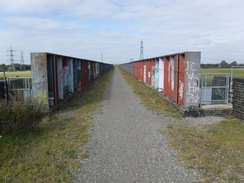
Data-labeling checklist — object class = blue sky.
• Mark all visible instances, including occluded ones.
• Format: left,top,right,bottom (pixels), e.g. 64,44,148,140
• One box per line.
0,0,244,65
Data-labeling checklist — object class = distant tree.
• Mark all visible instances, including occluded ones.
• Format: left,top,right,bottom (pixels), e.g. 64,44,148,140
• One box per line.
14,64,21,71
219,60,229,68
230,61,237,67
25,64,31,70
0,64,7,71
201,63,219,69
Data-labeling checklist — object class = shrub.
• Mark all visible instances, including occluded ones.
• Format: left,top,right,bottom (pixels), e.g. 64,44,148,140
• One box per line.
0,92,46,133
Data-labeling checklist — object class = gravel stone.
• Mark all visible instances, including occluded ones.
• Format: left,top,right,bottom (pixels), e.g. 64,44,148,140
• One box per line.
73,68,201,183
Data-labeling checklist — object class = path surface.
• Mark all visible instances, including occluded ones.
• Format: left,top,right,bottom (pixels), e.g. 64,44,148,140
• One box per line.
74,68,200,183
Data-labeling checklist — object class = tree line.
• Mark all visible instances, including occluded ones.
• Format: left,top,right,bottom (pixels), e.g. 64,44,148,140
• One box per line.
0,64,31,71
201,61,244,69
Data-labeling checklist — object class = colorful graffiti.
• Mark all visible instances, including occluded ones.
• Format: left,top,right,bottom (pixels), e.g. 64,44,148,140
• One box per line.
34,90,48,105
120,52,201,108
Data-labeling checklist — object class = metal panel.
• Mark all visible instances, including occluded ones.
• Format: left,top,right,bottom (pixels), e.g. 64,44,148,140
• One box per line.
164,57,169,96
53,56,58,105
176,54,185,105
62,57,69,97
96,63,100,78
168,56,175,99
146,60,150,85
73,59,77,91
184,52,201,107
57,56,63,100
47,55,54,106
143,61,146,83
154,59,159,90
158,58,164,92
77,60,81,91
47,55,55,107
139,61,144,82
88,62,91,81
132,62,136,77
150,59,155,87
68,58,74,93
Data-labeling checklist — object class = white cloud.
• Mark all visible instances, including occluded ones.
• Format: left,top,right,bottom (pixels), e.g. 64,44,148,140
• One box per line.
4,17,89,31
1,0,244,64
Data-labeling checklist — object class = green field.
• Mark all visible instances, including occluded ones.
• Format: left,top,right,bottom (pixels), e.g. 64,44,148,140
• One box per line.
1,69,242,80
201,68,244,77
0,71,31,79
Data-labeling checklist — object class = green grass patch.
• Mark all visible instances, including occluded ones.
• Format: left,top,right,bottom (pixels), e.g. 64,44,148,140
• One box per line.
0,68,114,182
0,71,31,79
166,118,244,182
119,67,181,118
201,68,244,77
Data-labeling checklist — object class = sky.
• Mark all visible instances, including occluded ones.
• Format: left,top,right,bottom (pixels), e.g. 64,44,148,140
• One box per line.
0,0,244,65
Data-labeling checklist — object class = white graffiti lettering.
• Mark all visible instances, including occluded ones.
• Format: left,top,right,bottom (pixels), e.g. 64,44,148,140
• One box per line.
185,61,197,72
179,80,184,100
186,93,200,103
186,72,199,80
188,81,200,93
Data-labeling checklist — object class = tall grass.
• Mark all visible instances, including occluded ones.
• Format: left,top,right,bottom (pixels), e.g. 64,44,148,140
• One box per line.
0,92,45,133
0,68,114,182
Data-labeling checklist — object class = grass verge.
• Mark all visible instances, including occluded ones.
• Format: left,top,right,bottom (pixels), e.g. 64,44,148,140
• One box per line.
166,117,244,182
119,67,243,182
119,67,181,118
0,68,114,183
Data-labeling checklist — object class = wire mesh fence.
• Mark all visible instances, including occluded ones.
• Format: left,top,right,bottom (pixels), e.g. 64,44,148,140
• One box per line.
200,74,230,105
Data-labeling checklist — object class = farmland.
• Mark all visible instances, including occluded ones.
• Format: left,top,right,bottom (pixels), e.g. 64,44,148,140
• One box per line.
0,71,31,80
0,68,243,80
201,68,244,77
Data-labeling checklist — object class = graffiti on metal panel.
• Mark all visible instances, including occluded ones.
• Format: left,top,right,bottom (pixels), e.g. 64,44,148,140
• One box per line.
34,90,48,104
186,93,200,103
63,66,69,97
188,81,200,93
57,58,63,100
185,60,200,104
179,80,184,100
168,57,174,91
186,72,198,80
185,61,197,72
212,88,226,100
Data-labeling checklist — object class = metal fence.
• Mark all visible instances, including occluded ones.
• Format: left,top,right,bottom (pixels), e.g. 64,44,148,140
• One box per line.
230,66,244,92
2,77,32,101
200,74,230,105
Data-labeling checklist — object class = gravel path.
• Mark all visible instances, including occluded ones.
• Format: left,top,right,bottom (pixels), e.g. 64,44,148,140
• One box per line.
74,68,200,183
